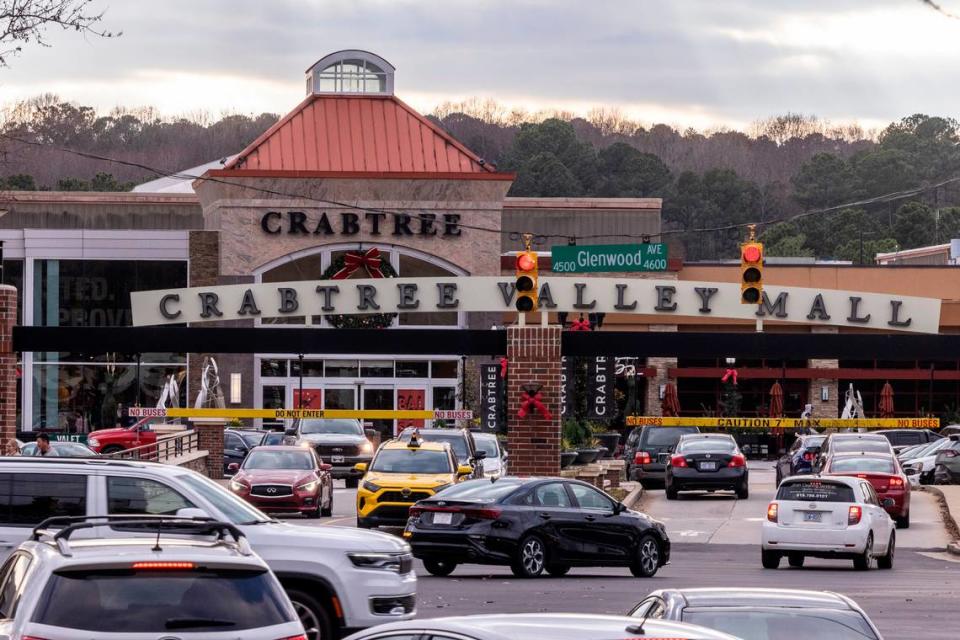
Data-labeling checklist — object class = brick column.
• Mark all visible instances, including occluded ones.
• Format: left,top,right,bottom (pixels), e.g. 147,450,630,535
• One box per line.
807,327,839,419
187,230,220,407
645,325,678,415
194,419,226,478
506,326,561,476
0,286,16,455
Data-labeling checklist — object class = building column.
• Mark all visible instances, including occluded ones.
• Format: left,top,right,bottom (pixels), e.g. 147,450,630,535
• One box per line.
0,286,16,454
187,230,220,408
506,326,561,476
194,419,226,479
808,327,839,419
645,325,678,416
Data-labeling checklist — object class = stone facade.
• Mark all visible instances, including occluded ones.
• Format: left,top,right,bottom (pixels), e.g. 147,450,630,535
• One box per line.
0,286,16,455
808,327,839,418
644,325,679,416
506,326,561,476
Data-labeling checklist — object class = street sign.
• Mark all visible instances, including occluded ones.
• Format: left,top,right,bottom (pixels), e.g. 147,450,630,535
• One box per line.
625,416,940,429
551,243,668,273
129,407,473,421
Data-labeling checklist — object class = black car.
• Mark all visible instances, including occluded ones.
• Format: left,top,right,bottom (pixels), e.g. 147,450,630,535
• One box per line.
287,418,375,487
665,434,748,500
406,477,670,579
398,427,486,477
774,434,826,486
224,428,269,476
624,425,700,487
875,428,941,454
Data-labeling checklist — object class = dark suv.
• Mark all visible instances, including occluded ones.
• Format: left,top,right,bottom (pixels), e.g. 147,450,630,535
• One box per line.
624,425,700,487
287,418,375,487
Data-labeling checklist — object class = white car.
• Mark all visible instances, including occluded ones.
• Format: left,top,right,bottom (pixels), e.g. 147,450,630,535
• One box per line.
0,516,306,639
901,438,951,485
761,475,895,570
343,613,743,640
0,457,416,640
473,432,507,478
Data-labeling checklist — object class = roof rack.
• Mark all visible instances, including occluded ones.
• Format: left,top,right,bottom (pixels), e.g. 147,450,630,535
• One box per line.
0,456,150,468
31,515,252,557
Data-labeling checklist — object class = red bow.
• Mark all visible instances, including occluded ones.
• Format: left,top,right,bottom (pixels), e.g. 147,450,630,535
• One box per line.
499,357,508,378
721,368,738,385
570,317,592,331
332,247,384,280
517,390,552,420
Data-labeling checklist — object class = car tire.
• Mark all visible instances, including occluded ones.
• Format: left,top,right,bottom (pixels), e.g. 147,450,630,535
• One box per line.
854,534,873,571
878,532,895,570
286,587,334,640
511,535,547,578
345,477,359,489
787,553,805,568
761,550,781,569
100,445,123,455
736,482,749,500
896,511,910,529
305,507,322,519
546,563,571,577
356,517,373,529
423,559,458,577
629,533,661,578
665,485,678,500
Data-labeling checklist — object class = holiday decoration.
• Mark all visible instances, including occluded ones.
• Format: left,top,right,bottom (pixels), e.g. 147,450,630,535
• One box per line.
721,367,738,385
499,357,509,378
331,247,386,280
319,249,398,329
569,315,592,331
517,384,553,420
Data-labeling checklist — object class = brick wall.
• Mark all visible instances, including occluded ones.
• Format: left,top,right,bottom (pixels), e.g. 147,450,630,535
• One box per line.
808,327,839,418
187,231,220,407
195,420,225,478
0,286,16,455
644,325,678,415
506,326,561,476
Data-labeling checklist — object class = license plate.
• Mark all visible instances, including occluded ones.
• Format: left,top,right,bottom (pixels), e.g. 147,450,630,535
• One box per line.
699,461,717,471
331,455,344,463
433,512,453,525
804,511,822,522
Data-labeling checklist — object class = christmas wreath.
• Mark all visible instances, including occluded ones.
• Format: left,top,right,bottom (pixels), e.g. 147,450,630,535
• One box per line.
320,247,398,329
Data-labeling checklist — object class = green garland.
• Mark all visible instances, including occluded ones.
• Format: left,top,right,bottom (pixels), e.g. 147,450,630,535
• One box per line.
320,254,398,329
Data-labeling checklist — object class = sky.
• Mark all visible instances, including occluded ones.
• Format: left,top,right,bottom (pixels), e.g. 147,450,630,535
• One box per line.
0,0,958,131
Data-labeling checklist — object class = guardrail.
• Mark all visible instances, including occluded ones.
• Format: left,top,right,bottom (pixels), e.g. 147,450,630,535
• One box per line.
104,430,199,463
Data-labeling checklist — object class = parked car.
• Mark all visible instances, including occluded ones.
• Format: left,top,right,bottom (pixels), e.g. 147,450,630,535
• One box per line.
940,424,960,437
762,475,895,570
629,588,884,640
822,452,910,528
665,434,748,499
287,418,375,487
0,516,305,639
399,427,486,476
343,613,741,640
0,457,416,639
228,445,334,518
624,425,701,487
224,428,270,475
900,437,952,486
875,428,941,454
814,433,893,470
775,435,826,485
86,417,158,454
406,477,670,578
19,441,99,457
933,435,960,484
473,432,507,478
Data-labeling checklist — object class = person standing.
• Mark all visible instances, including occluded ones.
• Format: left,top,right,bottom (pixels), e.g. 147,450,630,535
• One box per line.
33,433,57,457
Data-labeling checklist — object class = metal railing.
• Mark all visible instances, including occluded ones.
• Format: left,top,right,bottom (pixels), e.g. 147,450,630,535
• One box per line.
104,430,199,463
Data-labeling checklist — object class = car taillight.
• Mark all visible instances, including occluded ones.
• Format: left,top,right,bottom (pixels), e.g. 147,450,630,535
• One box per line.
635,451,652,465
670,455,687,468
767,502,778,523
131,561,195,570
848,505,862,525
728,454,746,468
463,507,502,520
802,452,815,462
408,506,423,518
889,477,905,487
23,637,53,640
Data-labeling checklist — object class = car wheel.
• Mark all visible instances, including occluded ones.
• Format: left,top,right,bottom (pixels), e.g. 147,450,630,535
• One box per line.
878,532,895,570
761,550,780,569
511,535,547,578
736,482,749,500
304,507,321,519
546,563,571,577
100,445,123,455
345,477,359,489
423,559,458,577
665,485,678,500
286,588,334,640
356,517,373,529
853,534,873,571
787,553,805,568
896,511,910,529
630,533,661,578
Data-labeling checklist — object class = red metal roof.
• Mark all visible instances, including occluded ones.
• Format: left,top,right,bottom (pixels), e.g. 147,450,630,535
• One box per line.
223,95,508,178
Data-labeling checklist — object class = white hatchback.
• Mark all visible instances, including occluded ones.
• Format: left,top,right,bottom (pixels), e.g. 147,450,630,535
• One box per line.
761,475,895,571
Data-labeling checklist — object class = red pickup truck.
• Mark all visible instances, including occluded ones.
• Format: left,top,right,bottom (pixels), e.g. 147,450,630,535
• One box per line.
86,418,158,454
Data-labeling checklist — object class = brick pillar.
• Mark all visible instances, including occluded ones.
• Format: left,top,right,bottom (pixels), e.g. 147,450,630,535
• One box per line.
645,325,678,415
0,286,16,455
194,419,226,478
187,231,220,407
808,327,839,419
506,326,561,476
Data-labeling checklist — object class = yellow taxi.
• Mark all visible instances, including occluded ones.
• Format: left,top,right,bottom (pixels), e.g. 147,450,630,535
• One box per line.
355,432,473,529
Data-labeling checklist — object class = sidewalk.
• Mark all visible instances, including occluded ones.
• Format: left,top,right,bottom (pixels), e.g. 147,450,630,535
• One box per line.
923,485,960,554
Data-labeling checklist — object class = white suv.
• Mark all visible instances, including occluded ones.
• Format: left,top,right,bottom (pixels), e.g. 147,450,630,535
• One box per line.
0,516,306,639
762,475,895,571
0,458,417,639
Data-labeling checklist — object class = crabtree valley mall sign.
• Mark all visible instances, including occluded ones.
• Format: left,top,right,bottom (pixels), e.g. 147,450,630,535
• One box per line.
131,277,941,333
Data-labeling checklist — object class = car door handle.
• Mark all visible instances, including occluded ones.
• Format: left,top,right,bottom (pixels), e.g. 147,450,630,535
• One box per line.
538,512,552,520
584,515,596,522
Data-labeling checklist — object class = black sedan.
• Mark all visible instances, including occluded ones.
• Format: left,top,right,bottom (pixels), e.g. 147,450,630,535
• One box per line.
405,477,670,579
665,434,748,499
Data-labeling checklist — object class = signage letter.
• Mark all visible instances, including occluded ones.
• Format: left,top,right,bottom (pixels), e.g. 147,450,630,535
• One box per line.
393,213,414,236
497,282,516,306
260,211,281,234
418,213,438,236
287,211,309,235
315,285,340,312
443,214,462,236
397,283,420,309
538,282,558,309
756,291,788,318
313,212,334,235
574,283,597,309
365,212,385,235
694,287,718,313
888,300,913,328
655,286,678,312
806,294,831,320
277,288,299,314
436,283,460,309
198,292,223,319
357,284,381,310
237,289,261,316
614,283,638,310
847,296,871,324
159,294,181,319
340,212,360,235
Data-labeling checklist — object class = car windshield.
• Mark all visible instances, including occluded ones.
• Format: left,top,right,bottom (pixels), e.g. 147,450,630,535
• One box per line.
177,473,271,524
262,432,286,445
829,457,896,474
473,436,500,458
22,442,94,457
777,480,855,502
244,450,314,470
34,567,293,632
644,427,699,447
299,419,362,436
683,608,878,640
401,431,468,460
679,439,737,453
371,449,452,473
435,479,523,502
237,432,265,447
832,439,890,454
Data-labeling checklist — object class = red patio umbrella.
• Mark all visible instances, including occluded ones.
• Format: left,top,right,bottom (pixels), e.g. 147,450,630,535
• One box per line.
879,382,895,418
662,382,681,417
769,381,784,418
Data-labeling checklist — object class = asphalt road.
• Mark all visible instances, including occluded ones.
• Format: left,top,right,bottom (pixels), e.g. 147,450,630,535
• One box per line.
281,464,960,639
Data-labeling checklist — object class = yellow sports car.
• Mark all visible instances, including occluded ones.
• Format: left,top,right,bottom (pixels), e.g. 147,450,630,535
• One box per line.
355,434,473,528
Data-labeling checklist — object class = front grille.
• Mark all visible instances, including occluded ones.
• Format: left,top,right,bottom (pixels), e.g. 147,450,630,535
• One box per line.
369,505,413,520
370,593,416,615
379,490,432,503
250,484,294,497
315,444,359,457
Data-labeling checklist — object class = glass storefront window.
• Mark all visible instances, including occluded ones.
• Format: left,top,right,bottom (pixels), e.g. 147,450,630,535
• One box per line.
291,360,323,377
433,386,457,410
431,360,458,378
324,360,358,377
262,385,285,428
325,388,355,409
361,360,394,377
2,260,23,325
396,361,429,378
260,359,288,377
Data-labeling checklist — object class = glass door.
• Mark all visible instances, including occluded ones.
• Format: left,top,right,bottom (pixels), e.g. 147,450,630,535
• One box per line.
323,385,357,410
361,385,394,442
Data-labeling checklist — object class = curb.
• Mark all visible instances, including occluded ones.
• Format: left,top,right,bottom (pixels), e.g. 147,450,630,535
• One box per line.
622,482,644,510
921,486,960,555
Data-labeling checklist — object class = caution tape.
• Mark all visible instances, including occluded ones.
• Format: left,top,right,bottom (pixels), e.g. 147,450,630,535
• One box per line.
128,408,474,421
625,416,940,429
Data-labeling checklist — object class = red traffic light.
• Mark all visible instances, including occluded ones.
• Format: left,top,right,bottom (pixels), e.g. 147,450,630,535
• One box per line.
742,245,761,262
517,253,537,272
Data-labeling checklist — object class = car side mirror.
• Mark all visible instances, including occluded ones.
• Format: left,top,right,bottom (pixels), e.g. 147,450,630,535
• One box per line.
227,462,240,472
354,462,368,473
473,450,487,460
320,463,333,471
457,464,474,476
613,502,627,514
882,498,895,508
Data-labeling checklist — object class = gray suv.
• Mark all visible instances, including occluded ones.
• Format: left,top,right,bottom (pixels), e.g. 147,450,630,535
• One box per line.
288,418,375,487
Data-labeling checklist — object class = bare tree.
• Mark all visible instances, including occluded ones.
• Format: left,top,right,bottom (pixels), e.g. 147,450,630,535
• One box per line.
0,0,118,67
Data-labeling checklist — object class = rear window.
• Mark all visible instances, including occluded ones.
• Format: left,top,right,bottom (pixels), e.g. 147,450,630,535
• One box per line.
832,439,891,454
777,480,855,503
643,427,699,447
829,457,896,474
33,568,293,632
438,479,523,502
683,609,878,640
679,439,737,453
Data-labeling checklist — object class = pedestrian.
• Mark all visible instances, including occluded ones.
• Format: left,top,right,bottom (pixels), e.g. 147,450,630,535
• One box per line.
32,433,57,457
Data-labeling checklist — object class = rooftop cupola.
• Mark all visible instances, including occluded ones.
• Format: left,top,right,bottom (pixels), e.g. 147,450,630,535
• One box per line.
305,50,395,96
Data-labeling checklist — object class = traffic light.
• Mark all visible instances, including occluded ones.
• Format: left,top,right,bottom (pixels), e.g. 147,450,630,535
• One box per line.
740,241,763,304
515,250,539,312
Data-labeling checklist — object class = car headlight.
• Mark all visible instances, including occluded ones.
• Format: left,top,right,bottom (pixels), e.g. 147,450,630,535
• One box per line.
229,479,248,492
347,552,413,574
432,482,452,493
296,480,319,492
87,438,100,448
360,440,374,454
362,480,381,492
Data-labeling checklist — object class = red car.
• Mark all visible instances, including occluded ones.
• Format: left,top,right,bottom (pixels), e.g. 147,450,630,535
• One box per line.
86,418,158,454
228,445,334,518
823,451,911,528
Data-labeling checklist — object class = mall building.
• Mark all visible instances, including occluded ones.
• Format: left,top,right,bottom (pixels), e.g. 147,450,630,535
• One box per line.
3,49,960,437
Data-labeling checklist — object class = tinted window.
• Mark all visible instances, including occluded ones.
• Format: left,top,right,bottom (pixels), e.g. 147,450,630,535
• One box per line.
679,439,737,453
832,440,891,454
803,436,826,449
107,477,194,515
400,431,469,460
569,483,614,511
435,479,522,502
371,449,452,473
473,436,500,458
829,457,896,474
0,473,86,526
777,480,855,503
177,473,270,525
243,450,315,470
884,431,922,445
683,609,878,640
0,553,30,618
643,427,699,447
225,433,245,450
535,483,571,508
34,568,293,632
262,432,286,446
237,432,265,448
299,419,362,435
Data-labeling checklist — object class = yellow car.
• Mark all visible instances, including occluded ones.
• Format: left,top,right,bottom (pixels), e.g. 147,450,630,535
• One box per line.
355,436,473,529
